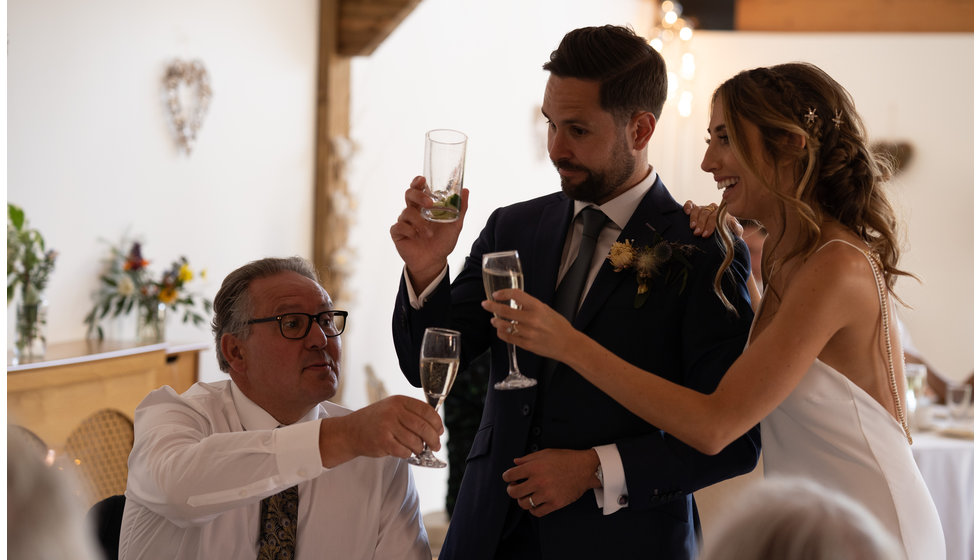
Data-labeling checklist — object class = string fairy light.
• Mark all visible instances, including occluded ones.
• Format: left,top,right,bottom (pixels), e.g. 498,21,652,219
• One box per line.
649,1,695,117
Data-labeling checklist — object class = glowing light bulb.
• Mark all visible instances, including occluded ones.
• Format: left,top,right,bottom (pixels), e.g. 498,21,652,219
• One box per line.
679,25,693,41
679,91,694,117
664,11,678,25
650,37,664,52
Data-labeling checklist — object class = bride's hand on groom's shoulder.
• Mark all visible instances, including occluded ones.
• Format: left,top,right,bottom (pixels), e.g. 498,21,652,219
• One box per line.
683,200,743,238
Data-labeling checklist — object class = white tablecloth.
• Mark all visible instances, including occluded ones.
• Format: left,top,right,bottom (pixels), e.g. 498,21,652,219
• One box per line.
911,431,974,560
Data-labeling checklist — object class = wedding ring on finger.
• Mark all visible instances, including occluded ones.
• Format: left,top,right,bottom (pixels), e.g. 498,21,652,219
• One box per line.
528,496,536,508
707,203,718,211
507,322,520,336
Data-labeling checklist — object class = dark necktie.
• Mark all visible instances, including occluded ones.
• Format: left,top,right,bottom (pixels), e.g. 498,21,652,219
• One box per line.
257,485,299,560
553,207,609,320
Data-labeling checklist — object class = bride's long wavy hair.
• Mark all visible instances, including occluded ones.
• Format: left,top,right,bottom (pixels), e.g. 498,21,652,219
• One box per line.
710,62,911,309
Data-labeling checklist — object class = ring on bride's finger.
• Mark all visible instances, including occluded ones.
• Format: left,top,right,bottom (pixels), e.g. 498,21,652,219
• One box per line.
528,496,536,508
507,323,520,336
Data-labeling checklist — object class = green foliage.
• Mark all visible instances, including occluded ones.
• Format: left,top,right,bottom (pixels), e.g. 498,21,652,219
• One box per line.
7,203,57,305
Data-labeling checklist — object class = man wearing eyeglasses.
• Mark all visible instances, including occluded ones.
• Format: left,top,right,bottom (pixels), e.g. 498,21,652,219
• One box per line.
119,256,442,560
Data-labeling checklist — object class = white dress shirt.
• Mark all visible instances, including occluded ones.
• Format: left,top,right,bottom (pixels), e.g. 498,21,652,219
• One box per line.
119,380,430,560
404,167,657,516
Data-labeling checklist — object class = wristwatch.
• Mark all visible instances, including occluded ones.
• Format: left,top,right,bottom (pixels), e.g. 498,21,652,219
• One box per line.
595,463,604,487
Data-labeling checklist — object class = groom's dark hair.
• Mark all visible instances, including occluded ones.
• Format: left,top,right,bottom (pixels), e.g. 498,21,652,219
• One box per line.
543,25,668,122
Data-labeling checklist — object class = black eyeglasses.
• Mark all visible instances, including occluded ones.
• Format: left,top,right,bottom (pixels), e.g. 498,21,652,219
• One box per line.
247,310,348,339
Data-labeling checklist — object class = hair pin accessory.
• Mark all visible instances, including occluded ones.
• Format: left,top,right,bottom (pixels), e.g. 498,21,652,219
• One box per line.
832,109,844,130
804,107,818,127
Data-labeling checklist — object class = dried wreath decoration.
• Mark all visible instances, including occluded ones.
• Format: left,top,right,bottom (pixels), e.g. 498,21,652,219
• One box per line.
164,59,212,155
607,224,698,308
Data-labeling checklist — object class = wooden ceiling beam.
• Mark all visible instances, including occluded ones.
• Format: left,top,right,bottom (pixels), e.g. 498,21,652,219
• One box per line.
338,0,423,57
735,0,974,32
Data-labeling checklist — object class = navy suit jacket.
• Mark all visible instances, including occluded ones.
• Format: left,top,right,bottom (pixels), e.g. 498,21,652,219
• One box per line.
393,178,760,559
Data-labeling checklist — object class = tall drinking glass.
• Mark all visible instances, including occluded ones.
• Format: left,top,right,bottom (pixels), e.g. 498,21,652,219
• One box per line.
422,129,467,223
482,250,537,390
408,327,461,468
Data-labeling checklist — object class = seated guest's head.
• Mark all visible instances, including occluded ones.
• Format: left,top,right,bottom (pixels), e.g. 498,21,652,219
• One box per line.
8,427,101,560
211,256,347,425
700,477,901,560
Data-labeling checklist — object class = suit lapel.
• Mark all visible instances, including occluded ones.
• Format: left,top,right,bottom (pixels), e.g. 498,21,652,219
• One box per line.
573,177,680,329
525,196,574,305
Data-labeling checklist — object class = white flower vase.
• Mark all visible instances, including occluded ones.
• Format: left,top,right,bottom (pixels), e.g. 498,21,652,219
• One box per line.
14,296,48,363
137,301,167,343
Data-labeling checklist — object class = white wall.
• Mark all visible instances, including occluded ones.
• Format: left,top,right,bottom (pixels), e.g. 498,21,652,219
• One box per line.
8,0,321,385
347,1,973,514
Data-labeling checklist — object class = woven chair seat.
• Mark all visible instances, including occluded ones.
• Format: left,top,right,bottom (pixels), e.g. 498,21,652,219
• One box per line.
63,409,134,506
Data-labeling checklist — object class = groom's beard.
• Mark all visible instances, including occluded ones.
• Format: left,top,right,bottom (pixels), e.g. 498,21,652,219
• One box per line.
555,136,635,204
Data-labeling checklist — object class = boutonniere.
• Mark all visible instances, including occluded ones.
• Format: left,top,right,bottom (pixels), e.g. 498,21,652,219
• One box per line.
607,224,698,308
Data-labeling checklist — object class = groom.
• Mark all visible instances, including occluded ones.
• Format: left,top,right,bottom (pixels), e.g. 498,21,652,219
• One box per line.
390,25,759,559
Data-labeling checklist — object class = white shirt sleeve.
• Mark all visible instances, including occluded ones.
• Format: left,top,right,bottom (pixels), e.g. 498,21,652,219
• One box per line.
125,387,326,526
592,443,629,515
403,265,448,309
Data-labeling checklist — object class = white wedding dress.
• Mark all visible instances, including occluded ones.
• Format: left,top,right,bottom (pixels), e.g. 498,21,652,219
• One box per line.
759,240,946,560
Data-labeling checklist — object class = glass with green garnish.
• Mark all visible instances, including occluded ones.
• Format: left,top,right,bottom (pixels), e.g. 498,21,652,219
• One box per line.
422,129,467,223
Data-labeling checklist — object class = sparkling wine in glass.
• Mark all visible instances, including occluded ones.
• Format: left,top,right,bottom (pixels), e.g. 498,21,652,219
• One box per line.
482,250,537,390
408,327,461,468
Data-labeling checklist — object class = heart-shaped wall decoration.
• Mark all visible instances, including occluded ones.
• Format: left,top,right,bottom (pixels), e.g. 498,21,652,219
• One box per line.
163,59,212,155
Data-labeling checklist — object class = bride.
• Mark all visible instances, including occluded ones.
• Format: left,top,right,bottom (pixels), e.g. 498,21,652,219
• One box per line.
483,62,945,559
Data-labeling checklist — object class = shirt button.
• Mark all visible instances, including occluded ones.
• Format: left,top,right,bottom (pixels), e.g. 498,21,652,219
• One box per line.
529,444,539,452
239,490,248,497
531,426,541,436
298,469,308,477
618,495,628,506
521,405,531,416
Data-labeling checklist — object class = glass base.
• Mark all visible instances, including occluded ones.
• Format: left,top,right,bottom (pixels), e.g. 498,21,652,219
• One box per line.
494,374,538,390
421,207,460,223
407,449,447,468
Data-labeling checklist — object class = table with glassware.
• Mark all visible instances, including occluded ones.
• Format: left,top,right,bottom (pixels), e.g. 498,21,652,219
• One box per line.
910,406,974,560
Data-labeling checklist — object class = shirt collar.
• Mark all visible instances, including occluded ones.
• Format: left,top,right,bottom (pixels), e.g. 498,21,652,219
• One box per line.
230,381,324,431
572,165,656,230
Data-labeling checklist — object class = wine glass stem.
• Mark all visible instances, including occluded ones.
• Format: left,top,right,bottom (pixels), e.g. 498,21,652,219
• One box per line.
507,342,520,373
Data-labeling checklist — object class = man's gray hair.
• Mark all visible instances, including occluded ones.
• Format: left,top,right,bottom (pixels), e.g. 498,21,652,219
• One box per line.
211,256,320,373
700,476,902,560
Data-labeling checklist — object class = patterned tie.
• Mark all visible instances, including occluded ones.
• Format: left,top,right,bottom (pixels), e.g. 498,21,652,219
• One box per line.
257,485,299,560
553,207,609,320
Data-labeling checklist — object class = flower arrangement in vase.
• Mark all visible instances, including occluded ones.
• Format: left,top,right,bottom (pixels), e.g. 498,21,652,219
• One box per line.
7,203,57,361
84,239,212,342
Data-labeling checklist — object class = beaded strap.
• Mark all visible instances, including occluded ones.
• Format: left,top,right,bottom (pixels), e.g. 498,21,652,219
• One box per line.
864,249,913,444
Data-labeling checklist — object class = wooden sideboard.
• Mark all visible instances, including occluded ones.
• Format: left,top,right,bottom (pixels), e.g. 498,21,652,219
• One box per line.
7,340,208,451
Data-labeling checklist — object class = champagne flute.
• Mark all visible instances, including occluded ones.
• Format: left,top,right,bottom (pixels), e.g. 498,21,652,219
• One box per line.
408,327,461,468
482,250,537,390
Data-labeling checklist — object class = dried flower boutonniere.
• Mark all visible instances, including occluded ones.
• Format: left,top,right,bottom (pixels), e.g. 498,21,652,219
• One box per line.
607,224,698,308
